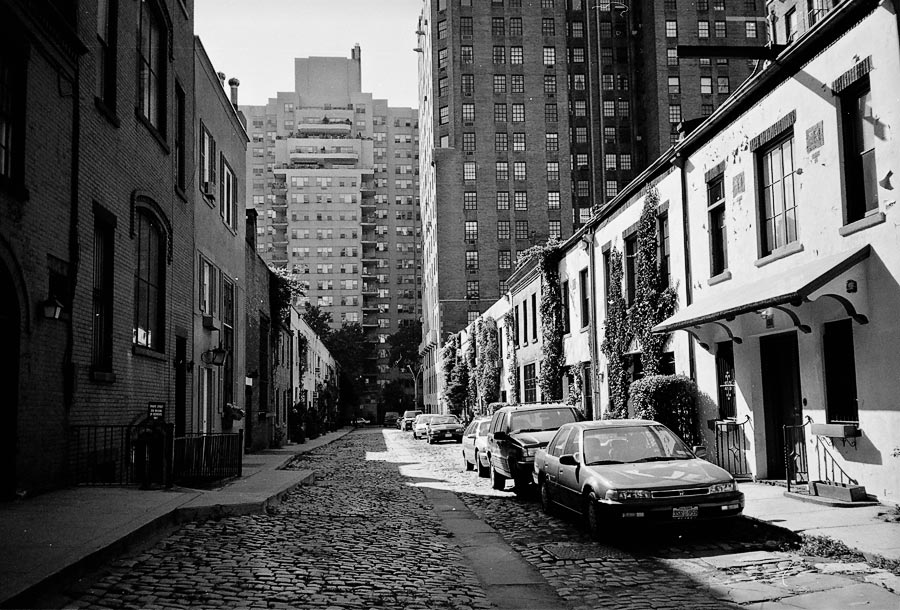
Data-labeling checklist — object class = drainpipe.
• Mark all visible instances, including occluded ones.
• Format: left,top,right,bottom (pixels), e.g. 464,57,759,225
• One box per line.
585,233,600,420
673,153,696,381
64,60,82,416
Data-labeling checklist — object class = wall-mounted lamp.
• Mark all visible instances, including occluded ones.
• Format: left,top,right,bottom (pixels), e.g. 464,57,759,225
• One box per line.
201,345,229,366
846,279,858,294
41,298,64,320
580,235,592,251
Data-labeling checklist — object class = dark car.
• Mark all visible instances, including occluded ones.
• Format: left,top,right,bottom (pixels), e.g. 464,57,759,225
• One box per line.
400,410,423,431
534,419,744,537
384,412,400,428
426,415,464,444
487,403,584,494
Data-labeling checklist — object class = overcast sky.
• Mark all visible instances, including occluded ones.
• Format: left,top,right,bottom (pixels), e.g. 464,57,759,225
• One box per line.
195,0,423,109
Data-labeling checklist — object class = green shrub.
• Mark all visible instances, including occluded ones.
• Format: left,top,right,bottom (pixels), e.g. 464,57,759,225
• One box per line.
630,374,700,445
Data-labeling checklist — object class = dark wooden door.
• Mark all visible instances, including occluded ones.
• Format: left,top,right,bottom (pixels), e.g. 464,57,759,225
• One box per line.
0,263,19,499
760,332,803,478
175,336,186,436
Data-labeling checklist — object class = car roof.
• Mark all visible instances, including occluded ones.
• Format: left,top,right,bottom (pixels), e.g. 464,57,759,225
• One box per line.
563,418,663,430
494,403,575,414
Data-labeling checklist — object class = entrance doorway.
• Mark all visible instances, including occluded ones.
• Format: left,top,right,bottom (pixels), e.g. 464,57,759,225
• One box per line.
0,262,20,499
760,332,803,479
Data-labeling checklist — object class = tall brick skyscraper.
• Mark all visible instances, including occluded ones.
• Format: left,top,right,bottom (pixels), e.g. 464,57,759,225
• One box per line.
242,48,421,416
418,0,765,412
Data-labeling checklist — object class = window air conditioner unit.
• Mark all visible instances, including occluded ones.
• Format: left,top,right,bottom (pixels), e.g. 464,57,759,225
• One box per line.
202,182,215,199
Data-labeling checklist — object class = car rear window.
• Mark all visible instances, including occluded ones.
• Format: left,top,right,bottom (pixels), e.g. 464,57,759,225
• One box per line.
509,408,578,433
433,416,458,424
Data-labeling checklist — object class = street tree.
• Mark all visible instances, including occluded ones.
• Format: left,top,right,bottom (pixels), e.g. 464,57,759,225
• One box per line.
302,303,333,339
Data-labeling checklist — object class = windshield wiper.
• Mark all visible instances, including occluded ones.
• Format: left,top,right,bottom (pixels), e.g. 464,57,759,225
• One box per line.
633,455,691,463
511,428,545,434
584,459,624,465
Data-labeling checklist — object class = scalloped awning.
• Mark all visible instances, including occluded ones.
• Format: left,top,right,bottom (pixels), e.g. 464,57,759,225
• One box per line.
652,245,870,335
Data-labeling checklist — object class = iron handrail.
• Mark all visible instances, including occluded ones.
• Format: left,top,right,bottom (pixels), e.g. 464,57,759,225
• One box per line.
784,415,812,493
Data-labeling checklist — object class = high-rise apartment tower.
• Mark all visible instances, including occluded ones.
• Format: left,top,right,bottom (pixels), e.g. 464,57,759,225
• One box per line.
242,47,421,416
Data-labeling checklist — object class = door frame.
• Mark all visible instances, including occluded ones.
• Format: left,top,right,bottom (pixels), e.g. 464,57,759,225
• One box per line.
759,331,803,479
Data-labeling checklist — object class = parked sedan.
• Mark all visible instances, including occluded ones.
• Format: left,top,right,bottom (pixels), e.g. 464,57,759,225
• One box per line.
461,416,492,477
426,415,464,444
412,414,439,439
534,419,744,537
384,412,400,428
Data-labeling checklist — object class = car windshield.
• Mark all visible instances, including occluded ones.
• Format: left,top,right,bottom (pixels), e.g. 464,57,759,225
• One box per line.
432,416,459,425
404,411,421,418
509,408,578,433
582,425,694,465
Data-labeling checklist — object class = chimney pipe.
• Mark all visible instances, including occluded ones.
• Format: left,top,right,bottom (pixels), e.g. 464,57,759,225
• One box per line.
217,71,226,88
228,77,240,107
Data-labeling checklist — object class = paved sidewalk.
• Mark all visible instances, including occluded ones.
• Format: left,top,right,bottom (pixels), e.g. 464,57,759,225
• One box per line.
740,482,900,561
0,427,353,608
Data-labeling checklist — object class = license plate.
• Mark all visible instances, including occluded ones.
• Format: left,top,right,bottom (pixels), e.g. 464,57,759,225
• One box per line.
673,506,698,519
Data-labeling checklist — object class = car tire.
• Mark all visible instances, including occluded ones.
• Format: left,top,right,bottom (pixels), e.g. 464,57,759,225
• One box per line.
540,479,555,515
490,464,506,491
456,438,463,444
464,452,475,471
584,490,602,539
476,452,490,478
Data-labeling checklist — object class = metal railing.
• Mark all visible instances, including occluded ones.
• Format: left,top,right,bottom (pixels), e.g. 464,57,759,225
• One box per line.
70,425,243,488
69,424,172,487
813,435,858,487
714,415,752,479
783,416,812,493
172,431,243,485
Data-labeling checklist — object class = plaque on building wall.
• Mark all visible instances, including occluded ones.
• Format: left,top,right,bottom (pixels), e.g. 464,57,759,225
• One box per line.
806,121,825,153
148,402,165,420
732,172,745,197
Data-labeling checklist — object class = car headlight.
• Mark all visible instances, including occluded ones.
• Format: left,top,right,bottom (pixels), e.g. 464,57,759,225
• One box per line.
709,481,736,494
606,489,652,501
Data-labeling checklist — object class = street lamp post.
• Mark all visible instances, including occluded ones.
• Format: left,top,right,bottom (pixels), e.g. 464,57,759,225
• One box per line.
406,362,424,410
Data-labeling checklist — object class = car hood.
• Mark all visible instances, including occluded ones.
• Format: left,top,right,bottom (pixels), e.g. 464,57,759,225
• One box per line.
586,459,731,489
510,429,558,446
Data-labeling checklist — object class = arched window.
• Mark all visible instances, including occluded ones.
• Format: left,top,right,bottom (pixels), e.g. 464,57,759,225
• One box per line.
133,210,165,350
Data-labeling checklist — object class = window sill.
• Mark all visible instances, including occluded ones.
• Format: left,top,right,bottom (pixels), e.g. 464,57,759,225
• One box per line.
755,241,803,268
839,211,885,237
707,270,732,286
94,97,120,128
174,185,188,203
133,344,167,361
201,192,217,208
90,369,117,383
135,109,170,155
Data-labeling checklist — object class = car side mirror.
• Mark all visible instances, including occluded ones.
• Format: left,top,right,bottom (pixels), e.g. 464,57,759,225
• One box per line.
692,445,708,459
559,453,579,466
493,430,509,441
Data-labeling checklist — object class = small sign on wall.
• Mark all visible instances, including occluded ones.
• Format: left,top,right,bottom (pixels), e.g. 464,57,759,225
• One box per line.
148,401,165,420
806,121,824,153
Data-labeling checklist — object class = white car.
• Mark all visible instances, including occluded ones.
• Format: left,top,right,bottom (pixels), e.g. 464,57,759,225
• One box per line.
462,416,492,477
412,414,439,439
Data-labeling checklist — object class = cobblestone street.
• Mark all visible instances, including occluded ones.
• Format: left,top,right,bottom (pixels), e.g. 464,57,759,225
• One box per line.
52,429,899,610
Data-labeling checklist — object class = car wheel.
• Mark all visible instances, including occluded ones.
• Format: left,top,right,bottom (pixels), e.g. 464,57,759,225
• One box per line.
584,490,602,539
490,464,506,491
464,451,474,471
476,451,489,478
540,479,555,515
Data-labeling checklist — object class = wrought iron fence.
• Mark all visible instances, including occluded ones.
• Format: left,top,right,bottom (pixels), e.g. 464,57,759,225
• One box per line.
172,431,243,485
783,416,812,493
813,435,858,487
69,423,172,487
714,416,752,479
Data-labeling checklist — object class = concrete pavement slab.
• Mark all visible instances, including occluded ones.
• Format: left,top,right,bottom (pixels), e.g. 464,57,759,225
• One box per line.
778,582,900,609
777,572,859,593
708,581,788,604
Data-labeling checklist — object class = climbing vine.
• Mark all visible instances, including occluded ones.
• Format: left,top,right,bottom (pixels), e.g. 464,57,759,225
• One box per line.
504,310,519,404
465,330,478,415
442,335,467,416
476,316,501,407
537,242,565,401
600,247,631,418
632,188,678,376
565,364,583,408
